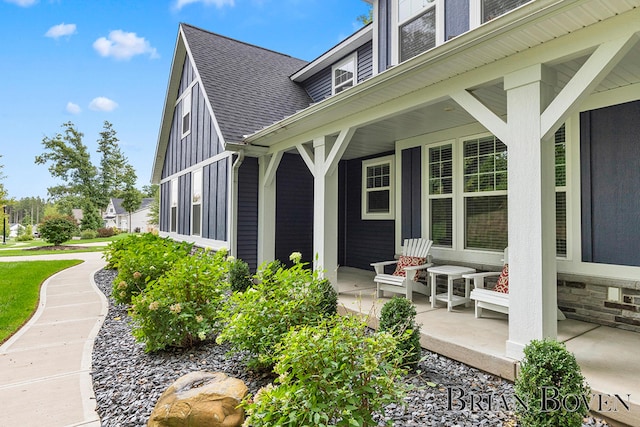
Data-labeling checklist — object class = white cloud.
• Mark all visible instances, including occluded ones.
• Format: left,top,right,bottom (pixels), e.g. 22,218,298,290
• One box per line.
174,0,234,11
93,30,158,60
45,23,77,39
4,0,38,7
89,97,118,112
66,102,81,114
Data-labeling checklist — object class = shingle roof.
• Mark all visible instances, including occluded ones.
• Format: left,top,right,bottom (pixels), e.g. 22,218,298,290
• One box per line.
181,23,313,144
110,198,154,215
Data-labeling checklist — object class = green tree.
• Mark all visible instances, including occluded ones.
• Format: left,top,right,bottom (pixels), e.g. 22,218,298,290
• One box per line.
39,216,78,246
80,201,103,231
35,122,99,204
96,121,128,209
120,165,142,233
357,0,373,25
146,184,159,227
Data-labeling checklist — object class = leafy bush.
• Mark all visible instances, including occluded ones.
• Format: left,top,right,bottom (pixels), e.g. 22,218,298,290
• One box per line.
243,314,408,427
16,232,34,241
217,253,337,369
515,339,590,427
97,227,116,238
103,233,139,269
228,257,253,293
130,249,230,352
39,216,78,246
379,297,422,370
80,229,97,240
112,234,193,304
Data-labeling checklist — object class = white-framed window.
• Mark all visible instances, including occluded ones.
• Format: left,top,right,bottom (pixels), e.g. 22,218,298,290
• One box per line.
181,91,191,138
398,0,437,63
427,143,453,247
332,53,357,95
481,0,531,23
191,169,202,236
362,155,395,220
170,178,178,233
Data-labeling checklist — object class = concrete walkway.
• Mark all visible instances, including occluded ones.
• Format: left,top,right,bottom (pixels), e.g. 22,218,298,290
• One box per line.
0,252,107,427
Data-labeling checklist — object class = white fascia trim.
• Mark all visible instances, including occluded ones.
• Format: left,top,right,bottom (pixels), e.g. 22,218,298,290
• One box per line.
291,25,373,82
159,151,232,185
159,231,229,251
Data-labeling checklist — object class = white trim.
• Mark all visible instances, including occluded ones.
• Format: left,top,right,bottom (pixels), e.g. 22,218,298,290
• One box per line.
332,53,358,95
191,168,202,237
159,231,228,251
159,151,232,184
361,154,395,220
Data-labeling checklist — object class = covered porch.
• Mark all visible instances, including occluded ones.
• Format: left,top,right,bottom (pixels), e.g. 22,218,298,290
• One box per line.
336,267,640,426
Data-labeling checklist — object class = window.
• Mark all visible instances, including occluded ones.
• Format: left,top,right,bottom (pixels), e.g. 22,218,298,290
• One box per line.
428,144,453,247
332,54,356,94
463,135,508,250
181,91,191,138
362,155,395,220
555,125,567,257
170,179,178,233
482,0,530,23
400,6,436,62
191,169,202,236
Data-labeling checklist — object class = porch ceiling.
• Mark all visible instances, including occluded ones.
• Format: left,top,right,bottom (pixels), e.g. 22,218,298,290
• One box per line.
245,0,640,158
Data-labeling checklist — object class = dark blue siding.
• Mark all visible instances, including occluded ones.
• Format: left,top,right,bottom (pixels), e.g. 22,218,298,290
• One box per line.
401,147,422,241
160,181,171,232
179,57,195,95
237,157,259,272
378,0,392,72
202,158,228,241
580,100,640,267
339,155,395,270
276,153,314,266
178,173,191,235
357,41,373,83
162,81,223,179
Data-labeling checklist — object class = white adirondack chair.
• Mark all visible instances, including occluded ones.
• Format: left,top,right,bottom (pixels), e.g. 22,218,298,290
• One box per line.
464,247,566,320
371,238,433,301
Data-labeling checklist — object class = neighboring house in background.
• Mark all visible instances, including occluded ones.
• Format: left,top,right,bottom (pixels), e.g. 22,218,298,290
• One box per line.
9,223,25,238
103,198,155,232
71,208,83,225
151,0,640,362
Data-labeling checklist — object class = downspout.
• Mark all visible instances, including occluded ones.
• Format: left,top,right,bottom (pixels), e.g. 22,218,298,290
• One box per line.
230,149,245,258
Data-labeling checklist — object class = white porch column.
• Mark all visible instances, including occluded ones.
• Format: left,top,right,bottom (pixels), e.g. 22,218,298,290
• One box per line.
504,64,558,360
257,153,282,265
313,136,339,287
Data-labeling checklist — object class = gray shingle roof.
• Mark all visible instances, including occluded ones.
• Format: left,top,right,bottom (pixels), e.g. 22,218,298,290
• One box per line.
181,23,313,144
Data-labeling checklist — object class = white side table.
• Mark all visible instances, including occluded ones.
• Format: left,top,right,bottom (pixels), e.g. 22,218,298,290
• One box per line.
428,265,476,311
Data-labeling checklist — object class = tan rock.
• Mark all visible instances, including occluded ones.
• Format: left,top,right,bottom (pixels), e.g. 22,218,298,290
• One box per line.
148,371,248,427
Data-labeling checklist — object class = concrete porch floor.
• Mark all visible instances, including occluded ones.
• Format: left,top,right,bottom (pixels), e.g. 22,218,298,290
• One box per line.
336,267,640,426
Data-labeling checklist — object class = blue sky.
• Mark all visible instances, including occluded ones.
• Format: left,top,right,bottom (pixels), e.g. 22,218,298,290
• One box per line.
0,0,370,200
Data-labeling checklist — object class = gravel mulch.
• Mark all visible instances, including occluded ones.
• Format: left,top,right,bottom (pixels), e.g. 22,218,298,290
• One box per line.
92,268,610,426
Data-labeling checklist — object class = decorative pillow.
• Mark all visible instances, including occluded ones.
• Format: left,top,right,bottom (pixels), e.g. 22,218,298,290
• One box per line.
393,255,428,280
493,264,509,293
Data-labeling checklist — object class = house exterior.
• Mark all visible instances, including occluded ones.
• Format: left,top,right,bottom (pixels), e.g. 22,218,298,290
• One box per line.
103,198,155,232
152,0,640,360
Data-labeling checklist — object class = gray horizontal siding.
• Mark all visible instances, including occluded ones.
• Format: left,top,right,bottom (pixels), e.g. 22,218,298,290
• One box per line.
357,40,373,83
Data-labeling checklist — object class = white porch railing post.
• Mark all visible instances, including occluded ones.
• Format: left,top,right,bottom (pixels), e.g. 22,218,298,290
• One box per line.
504,64,558,360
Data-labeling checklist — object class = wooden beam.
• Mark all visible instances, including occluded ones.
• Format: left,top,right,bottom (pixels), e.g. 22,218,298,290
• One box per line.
541,33,639,141
325,127,356,177
296,143,315,177
451,90,510,144
263,151,283,187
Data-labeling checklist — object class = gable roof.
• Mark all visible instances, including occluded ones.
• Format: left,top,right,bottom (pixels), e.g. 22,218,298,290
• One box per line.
151,24,312,183
109,198,154,215
182,24,312,144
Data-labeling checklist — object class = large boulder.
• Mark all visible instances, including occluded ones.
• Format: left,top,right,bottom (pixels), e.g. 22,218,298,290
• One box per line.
148,371,248,427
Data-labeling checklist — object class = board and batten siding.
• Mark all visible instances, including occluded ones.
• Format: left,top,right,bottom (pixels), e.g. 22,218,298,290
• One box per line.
237,157,259,272
159,181,171,232
401,146,422,241
177,173,192,236
338,156,395,271
162,81,222,179
202,158,228,242
377,0,392,73
301,40,374,103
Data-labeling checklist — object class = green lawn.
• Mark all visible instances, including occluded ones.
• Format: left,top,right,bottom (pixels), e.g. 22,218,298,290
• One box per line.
0,259,83,343
0,233,131,258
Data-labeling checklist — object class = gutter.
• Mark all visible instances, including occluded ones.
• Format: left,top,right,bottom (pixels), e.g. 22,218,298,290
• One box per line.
230,149,245,258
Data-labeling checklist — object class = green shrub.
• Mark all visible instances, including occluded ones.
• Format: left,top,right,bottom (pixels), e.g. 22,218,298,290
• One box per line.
80,229,97,240
228,257,253,293
103,233,139,269
515,339,590,427
243,314,408,427
16,233,34,242
130,249,230,352
97,227,116,238
112,234,193,304
379,297,422,370
39,216,78,246
217,253,337,369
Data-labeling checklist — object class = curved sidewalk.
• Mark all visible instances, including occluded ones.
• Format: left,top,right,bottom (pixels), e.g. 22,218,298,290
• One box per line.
0,252,107,427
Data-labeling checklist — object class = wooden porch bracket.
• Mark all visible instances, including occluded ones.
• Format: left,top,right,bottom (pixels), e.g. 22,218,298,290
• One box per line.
540,33,639,141
262,151,283,187
325,127,356,177
450,90,510,144
295,143,316,177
